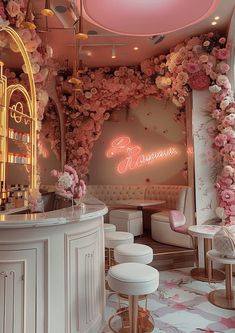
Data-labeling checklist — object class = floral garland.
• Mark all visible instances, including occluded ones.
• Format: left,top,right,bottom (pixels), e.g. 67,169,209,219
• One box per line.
57,31,235,225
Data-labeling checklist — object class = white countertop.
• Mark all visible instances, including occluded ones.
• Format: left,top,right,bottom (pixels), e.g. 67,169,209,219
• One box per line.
0,196,108,228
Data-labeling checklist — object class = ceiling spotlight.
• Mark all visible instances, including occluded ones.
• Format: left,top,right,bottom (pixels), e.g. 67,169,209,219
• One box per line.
211,21,217,25
111,46,116,59
41,0,54,17
87,50,92,57
133,46,139,51
214,16,220,20
20,0,36,30
74,0,88,40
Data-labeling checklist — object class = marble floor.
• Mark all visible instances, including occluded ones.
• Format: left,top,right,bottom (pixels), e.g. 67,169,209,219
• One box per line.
103,267,235,333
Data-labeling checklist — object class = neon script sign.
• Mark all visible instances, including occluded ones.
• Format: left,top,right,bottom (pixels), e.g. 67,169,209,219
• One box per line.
106,136,179,174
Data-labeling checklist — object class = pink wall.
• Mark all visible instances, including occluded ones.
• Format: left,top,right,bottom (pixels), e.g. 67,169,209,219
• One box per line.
88,97,187,185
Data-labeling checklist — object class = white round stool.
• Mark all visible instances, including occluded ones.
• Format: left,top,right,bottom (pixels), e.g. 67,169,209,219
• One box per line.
104,223,116,233
114,243,153,264
107,263,159,333
105,231,134,269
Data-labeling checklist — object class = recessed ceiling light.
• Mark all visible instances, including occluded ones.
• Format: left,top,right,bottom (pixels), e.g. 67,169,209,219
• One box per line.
211,21,217,25
54,5,67,13
214,16,220,20
133,47,139,51
87,51,92,56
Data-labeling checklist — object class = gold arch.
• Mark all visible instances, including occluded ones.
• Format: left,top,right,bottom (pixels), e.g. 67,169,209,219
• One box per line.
0,26,37,190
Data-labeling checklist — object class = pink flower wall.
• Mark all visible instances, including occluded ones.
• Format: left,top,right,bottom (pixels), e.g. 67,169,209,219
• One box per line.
56,31,234,224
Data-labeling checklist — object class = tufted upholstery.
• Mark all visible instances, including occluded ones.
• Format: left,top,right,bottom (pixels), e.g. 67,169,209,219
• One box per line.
144,185,188,211
86,185,146,205
151,187,194,248
86,184,195,247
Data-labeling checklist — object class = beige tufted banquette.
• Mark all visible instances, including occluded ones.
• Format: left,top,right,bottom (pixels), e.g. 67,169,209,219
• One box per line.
86,184,195,248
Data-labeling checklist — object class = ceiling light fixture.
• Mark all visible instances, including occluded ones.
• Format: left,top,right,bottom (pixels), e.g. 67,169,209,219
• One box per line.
133,46,139,50
68,45,82,85
20,0,36,30
74,0,88,40
111,45,116,59
211,21,217,25
214,16,220,20
41,0,54,17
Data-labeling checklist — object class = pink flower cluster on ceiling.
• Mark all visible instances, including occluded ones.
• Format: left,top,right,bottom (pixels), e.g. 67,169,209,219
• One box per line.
57,31,235,224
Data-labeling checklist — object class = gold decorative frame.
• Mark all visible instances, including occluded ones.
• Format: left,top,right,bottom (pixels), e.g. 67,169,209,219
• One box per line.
0,26,37,191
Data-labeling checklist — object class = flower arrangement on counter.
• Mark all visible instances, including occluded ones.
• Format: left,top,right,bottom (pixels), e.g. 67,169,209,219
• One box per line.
51,165,86,201
56,31,235,225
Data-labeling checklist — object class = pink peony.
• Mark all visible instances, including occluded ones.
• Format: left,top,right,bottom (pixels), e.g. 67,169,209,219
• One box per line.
188,71,210,90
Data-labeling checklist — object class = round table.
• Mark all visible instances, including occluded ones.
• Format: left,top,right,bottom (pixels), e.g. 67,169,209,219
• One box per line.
207,249,235,310
188,225,225,282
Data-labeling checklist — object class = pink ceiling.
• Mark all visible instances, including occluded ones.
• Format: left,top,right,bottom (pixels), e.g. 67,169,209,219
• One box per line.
83,0,220,36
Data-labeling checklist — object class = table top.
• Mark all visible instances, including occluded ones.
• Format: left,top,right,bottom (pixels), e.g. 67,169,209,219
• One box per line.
115,199,166,208
188,224,235,239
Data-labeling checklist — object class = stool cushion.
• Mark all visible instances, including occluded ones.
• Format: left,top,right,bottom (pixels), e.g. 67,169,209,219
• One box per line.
107,263,159,295
114,244,153,264
110,209,142,219
105,231,134,248
104,223,116,233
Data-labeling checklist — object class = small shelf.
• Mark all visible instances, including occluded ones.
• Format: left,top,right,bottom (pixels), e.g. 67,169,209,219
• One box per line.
7,162,31,166
8,137,31,144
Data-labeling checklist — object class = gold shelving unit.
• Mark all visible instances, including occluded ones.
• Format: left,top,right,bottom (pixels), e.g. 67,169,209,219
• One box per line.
0,26,37,192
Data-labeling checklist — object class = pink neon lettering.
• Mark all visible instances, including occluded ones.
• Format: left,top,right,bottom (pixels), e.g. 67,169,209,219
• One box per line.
106,136,131,157
106,136,178,174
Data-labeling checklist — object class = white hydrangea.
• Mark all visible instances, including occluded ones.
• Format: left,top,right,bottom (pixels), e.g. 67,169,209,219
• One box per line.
58,172,73,189
209,84,221,93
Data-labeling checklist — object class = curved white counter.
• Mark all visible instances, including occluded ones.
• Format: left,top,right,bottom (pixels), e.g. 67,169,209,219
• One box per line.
0,197,108,333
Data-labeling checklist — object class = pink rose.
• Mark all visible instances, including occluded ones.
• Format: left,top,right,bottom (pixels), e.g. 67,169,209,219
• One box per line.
216,48,230,60
0,2,6,20
221,189,235,204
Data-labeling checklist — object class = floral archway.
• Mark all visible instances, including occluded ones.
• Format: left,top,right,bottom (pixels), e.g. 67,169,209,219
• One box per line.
56,32,235,225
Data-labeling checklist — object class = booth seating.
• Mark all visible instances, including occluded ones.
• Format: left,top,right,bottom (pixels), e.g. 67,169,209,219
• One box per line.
150,186,194,248
86,184,194,248
107,263,159,333
109,209,143,237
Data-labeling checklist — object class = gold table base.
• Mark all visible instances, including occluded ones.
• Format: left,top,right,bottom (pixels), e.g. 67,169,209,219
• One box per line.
109,306,154,333
208,289,235,310
191,267,225,282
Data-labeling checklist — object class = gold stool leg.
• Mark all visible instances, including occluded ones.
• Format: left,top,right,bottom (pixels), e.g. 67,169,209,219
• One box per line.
225,264,233,300
129,295,138,333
